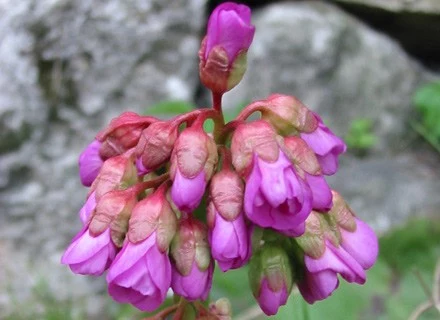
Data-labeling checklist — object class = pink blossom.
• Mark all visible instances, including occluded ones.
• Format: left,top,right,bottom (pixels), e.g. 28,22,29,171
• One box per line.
107,232,171,311
298,219,378,303
171,261,214,301
257,279,289,316
244,151,312,235
301,113,346,176
61,227,117,276
78,140,104,186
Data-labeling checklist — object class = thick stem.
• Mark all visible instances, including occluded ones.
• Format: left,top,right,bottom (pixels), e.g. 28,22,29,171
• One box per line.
218,146,233,171
212,92,223,113
131,173,170,195
235,100,266,121
217,119,244,145
172,297,189,320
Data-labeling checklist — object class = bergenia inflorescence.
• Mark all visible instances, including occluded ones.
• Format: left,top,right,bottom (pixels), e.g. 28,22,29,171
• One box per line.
62,2,378,317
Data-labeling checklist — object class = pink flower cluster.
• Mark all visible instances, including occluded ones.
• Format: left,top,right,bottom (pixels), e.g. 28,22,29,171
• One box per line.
61,2,378,318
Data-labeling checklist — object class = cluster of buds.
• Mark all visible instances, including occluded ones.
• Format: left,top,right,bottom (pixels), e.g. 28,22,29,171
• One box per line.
62,2,378,318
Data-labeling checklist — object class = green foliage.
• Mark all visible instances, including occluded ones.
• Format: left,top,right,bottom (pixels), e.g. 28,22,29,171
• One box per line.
146,100,195,116
345,118,377,154
412,80,440,153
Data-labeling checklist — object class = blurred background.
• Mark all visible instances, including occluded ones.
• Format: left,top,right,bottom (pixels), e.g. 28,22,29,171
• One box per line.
0,0,439,319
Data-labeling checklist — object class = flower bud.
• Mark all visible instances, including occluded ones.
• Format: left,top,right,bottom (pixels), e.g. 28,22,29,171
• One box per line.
199,2,255,94
231,120,279,178
248,246,293,315
300,113,346,176
261,94,318,135
128,186,177,252
88,187,138,247
170,127,218,212
79,140,104,186
90,153,137,200
170,218,213,301
78,191,97,224
135,121,178,172
97,112,153,159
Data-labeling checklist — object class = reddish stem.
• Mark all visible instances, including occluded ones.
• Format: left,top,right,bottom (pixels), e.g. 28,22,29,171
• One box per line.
131,173,170,195
218,146,233,171
235,100,267,121
212,92,223,113
143,304,179,320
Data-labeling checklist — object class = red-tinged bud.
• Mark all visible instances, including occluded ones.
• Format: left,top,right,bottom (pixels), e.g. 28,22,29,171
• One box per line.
96,112,154,159
199,3,255,94
170,127,218,212
90,153,137,201
135,121,178,172
261,94,318,135
209,169,244,221
128,185,177,253
231,120,280,177
295,211,326,259
283,136,321,176
88,187,138,247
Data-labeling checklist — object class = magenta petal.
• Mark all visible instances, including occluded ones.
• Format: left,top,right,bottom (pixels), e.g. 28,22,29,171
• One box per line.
147,245,172,298
298,270,339,304
78,191,97,224
172,262,213,301
305,174,332,210
257,279,288,316
79,140,104,186
340,219,378,270
171,169,206,212
61,228,116,276
259,155,290,208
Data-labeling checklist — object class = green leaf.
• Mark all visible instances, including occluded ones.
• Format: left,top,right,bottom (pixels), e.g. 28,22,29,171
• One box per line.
145,100,195,116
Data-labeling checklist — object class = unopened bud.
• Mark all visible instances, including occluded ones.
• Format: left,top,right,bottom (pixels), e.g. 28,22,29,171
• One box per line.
88,188,138,247
199,3,255,94
261,94,318,135
170,127,218,212
128,185,177,252
90,153,137,200
97,112,153,159
283,136,321,176
328,191,357,232
231,120,279,177
135,121,178,172
248,246,293,316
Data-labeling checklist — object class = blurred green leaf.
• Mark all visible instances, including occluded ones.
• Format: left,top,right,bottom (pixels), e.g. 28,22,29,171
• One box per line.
146,100,195,116
345,118,377,152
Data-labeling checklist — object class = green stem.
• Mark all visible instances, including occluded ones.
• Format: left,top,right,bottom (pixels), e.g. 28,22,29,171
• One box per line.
302,298,311,320
172,297,189,320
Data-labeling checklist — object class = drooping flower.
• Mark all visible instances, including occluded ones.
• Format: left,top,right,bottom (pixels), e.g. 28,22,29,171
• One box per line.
79,140,104,187
78,191,97,224
170,218,214,301
61,227,117,276
106,185,177,311
207,168,251,271
248,246,293,316
170,126,218,212
300,113,346,176
231,121,313,236
296,194,378,304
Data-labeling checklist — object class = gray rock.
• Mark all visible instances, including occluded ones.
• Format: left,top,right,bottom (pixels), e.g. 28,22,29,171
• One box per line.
0,0,206,317
329,153,440,234
333,0,440,14
223,1,434,153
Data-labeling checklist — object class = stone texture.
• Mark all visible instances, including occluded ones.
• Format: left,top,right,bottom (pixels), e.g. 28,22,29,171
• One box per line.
333,0,440,14
222,1,434,153
0,0,205,317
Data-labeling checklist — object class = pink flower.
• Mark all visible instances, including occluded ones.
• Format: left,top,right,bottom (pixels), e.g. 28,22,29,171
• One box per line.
244,151,312,235
78,191,96,224
300,113,346,176
209,208,251,271
171,169,206,212
79,140,104,186
171,261,214,301
107,232,171,311
206,2,255,62
61,227,117,276
257,279,289,316
305,174,332,211
298,218,378,304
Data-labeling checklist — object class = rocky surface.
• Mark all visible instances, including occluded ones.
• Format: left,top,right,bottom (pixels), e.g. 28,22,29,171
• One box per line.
0,0,206,317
